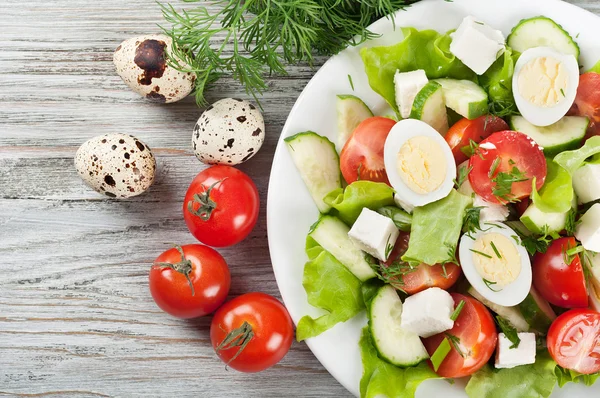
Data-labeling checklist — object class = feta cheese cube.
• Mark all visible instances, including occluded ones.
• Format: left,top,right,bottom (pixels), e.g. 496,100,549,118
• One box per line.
394,194,414,214
400,287,454,337
573,163,600,204
450,16,505,75
348,208,399,261
394,70,429,119
495,332,536,369
575,204,600,252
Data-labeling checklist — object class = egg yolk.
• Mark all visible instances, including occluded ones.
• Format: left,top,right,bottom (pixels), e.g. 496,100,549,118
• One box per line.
396,136,447,194
518,56,568,107
472,233,521,288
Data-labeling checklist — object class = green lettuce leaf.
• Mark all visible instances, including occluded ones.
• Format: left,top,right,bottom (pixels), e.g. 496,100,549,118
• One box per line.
588,59,600,74
465,351,558,398
555,366,600,387
530,160,573,213
554,136,600,174
359,326,439,398
478,47,519,115
296,245,364,341
360,28,476,112
324,181,395,226
402,189,471,265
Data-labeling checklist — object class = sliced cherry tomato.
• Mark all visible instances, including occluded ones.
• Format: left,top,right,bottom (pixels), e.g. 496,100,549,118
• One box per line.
149,244,230,319
547,308,600,374
468,131,546,204
533,237,588,308
210,292,293,373
571,72,600,139
340,116,396,185
445,116,509,165
381,232,461,294
423,294,497,378
183,165,259,247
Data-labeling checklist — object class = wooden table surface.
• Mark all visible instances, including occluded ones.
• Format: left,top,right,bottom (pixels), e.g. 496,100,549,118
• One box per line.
1,1,598,397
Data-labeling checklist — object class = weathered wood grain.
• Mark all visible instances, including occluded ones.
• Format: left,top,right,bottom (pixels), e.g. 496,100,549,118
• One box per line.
0,0,598,397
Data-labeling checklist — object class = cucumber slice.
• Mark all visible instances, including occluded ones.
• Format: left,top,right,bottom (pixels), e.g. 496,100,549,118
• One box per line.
507,16,579,58
517,286,557,334
369,285,429,367
434,79,488,120
336,95,373,149
308,215,376,281
409,81,449,135
509,116,588,157
520,202,568,235
285,132,342,213
468,286,530,332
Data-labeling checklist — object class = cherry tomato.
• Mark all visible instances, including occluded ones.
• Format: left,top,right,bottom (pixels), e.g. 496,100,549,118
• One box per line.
149,244,230,319
210,292,293,372
445,116,509,165
547,308,600,374
533,237,588,308
340,116,396,185
468,131,546,204
183,165,259,247
571,72,600,139
423,294,497,378
382,232,461,294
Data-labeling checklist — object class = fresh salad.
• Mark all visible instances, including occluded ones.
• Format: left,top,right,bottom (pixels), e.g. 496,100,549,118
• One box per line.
286,14,600,398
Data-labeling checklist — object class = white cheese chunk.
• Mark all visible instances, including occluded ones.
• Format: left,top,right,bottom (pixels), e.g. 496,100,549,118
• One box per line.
348,208,399,261
394,193,414,214
573,163,600,204
456,162,508,223
495,332,536,369
575,204,600,252
400,287,454,337
450,16,505,75
394,69,429,119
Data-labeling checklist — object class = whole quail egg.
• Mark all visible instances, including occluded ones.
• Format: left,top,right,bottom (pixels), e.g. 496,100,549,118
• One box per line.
113,34,195,103
192,98,265,165
75,134,156,199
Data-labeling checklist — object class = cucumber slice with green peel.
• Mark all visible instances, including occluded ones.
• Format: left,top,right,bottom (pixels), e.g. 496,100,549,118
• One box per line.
507,16,579,58
468,286,530,332
285,132,342,213
520,203,568,235
336,95,374,149
369,285,429,367
518,287,557,334
509,116,588,157
409,81,449,135
434,79,488,120
308,215,376,281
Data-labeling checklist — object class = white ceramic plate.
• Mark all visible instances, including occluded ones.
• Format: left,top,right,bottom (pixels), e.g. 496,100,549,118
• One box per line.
267,0,600,396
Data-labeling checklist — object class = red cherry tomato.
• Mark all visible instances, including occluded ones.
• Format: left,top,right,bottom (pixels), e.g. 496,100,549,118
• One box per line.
445,116,509,164
382,232,461,294
210,292,293,372
149,244,230,319
547,309,600,374
340,116,396,185
533,237,588,308
423,294,497,378
468,131,546,204
183,165,259,247
571,72,600,139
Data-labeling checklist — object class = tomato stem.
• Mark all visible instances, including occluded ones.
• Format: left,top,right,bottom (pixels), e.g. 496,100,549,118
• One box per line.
153,245,195,296
187,180,223,221
216,321,254,368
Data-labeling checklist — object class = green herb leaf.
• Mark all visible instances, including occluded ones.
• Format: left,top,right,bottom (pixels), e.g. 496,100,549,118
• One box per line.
565,207,577,236
348,74,355,91
488,156,501,178
450,300,465,321
492,165,528,202
496,316,521,349
431,338,452,371
470,249,492,259
490,241,502,259
454,164,472,189
483,278,501,292
445,333,465,358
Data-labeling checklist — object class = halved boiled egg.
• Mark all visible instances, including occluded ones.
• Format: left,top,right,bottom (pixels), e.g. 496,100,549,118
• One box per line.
459,223,532,306
384,119,456,208
512,46,579,127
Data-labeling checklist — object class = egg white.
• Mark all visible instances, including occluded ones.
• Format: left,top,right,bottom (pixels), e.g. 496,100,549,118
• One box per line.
512,46,579,127
459,223,532,307
383,119,456,208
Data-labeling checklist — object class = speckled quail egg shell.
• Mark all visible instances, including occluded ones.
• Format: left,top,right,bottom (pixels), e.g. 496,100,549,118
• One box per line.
75,134,156,198
192,98,265,165
113,34,195,103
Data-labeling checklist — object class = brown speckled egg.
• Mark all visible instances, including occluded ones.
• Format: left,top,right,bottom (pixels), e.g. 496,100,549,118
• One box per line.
192,98,265,165
113,34,194,103
75,134,156,199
